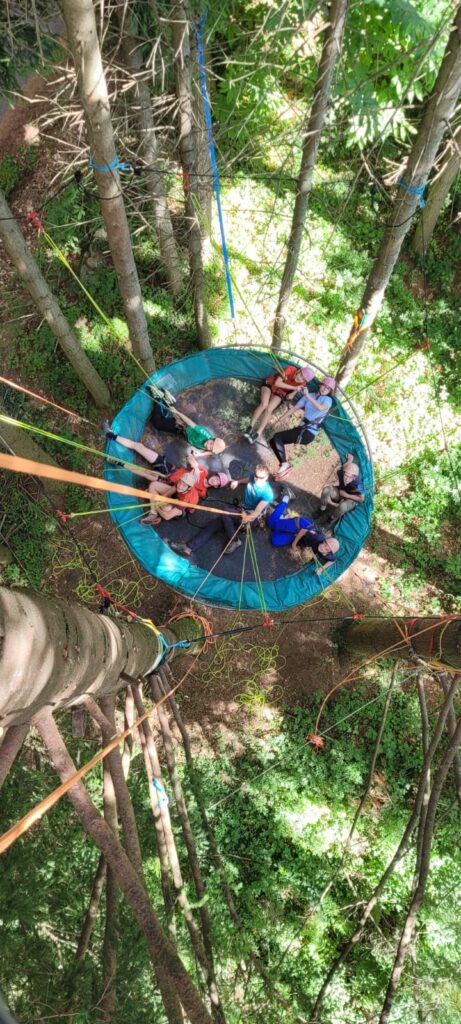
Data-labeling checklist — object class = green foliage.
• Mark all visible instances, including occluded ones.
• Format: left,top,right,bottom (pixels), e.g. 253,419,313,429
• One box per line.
0,145,39,197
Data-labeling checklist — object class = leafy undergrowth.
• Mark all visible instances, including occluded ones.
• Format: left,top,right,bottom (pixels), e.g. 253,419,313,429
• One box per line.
2,674,460,1024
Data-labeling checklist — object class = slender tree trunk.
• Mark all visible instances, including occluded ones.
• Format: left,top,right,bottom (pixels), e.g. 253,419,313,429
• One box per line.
151,676,227,1024
337,3,461,386
35,709,214,1024
338,616,461,667
0,191,110,407
100,737,119,1022
170,0,212,348
378,717,461,1024
76,854,107,961
119,13,183,296
190,29,213,264
272,0,349,349
413,123,461,254
61,0,155,373
0,586,196,726
0,724,29,788
310,673,460,1020
438,672,461,810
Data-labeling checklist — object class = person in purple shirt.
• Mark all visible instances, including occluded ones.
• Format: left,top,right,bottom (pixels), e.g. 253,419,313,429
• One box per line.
269,376,336,477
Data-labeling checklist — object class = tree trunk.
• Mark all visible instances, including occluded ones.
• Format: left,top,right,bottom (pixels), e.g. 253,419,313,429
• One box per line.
170,0,212,348
190,28,213,264
413,123,461,254
61,0,155,373
119,13,183,297
337,3,461,386
35,709,214,1024
76,854,107,961
338,616,461,667
100,735,119,1023
0,724,29,788
0,399,65,502
0,586,198,726
378,716,461,1024
272,0,349,350
0,191,110,408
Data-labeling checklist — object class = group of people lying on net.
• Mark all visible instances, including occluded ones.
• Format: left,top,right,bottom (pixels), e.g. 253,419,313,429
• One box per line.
102,363,365,573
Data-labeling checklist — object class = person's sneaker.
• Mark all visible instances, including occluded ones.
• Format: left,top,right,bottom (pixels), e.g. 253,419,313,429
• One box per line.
101,419,117,441
244,427,257,443
279,485,294,502
140,513,161,526
170,541,191,555
223,538,242,555
148,382,176,406
276,462,291,477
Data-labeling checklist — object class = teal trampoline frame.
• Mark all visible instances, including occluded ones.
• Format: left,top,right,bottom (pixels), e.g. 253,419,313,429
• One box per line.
105,347,373,611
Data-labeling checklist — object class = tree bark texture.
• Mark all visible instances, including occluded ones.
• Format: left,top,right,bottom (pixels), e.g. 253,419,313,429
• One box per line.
170,0,212,348
378,716,461,1024
413,123,461,254
61,0,155,373
272,0,349,349
35,709,214,1024
119,13,183,297
0,586,181,726
338,616,461,667
337,3,461,386
0,723,29,788
0,399,65,502
0,191,110,408
76,853,107,961
190,29,213,264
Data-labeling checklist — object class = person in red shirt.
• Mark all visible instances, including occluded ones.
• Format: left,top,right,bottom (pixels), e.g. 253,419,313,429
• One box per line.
140,455,229,525
244,365,314,443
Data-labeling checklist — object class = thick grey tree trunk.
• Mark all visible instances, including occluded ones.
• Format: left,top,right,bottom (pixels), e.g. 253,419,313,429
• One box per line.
119,13,183,297
0,399,64,501
0,191,110,408
272,0,349,350
0,586,198,726
61,0,155,373
170,0,212,348
337,3,461,386
339,616,461,667
413,123,461,254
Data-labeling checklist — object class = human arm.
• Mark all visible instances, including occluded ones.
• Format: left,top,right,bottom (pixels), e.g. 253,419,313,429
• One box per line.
291,527,308,550
338,490,365,502
301,392,329,412
230,476,249,491
241,500,268,523
273,374,302,393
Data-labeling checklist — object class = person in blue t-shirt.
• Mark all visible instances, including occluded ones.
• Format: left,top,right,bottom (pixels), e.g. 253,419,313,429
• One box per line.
269,376,336,477
267,492,339,574
171,464,274,558
320,453,365,523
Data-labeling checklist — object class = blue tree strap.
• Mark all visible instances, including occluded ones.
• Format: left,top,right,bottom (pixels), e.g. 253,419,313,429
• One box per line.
88,153,133,173
195,14,236,320
397,178,426,208
152,777,169,806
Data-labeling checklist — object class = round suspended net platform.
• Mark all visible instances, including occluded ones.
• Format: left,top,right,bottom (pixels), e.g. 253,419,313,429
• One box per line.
105,347,373,611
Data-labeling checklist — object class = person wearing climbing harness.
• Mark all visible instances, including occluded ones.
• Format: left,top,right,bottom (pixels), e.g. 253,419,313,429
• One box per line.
170,464,274,558
244,364,315,443
319,453,365,522
101,423,229,524
269,376,336,478
148,384,226,455
267,490,339,573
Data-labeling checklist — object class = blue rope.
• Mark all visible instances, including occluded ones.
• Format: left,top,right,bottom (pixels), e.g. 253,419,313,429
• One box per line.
152,778,169,806
88,154,133,173
397,178,426,208
195,12,235,320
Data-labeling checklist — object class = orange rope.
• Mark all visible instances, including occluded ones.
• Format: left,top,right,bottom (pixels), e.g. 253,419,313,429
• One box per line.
0,452,240,518
313,618,455,737
0,654,200,856
0,375,94,425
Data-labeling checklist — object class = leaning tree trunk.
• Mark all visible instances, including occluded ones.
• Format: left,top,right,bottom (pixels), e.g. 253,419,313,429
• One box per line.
170,0,212,348
337,2,461,386
338,616,461,668
0,191,110,408
119,13,183,297
190,28,213,264
413,123,461,254
0,585,200,727
61,0,155,373
272,0,349,350
0,398,65,501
